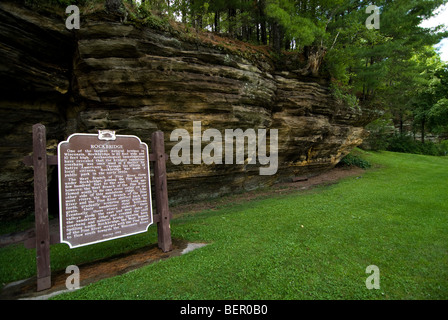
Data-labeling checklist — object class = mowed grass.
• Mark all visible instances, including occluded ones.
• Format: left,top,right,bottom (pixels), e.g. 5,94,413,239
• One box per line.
2,150,448,299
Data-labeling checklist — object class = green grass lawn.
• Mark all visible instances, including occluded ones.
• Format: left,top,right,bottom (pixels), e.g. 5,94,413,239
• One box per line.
1,150,447,299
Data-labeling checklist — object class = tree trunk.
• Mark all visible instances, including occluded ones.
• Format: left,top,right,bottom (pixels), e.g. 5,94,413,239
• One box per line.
399,113,404,135
284,37,291,50
256,22,260,43
228,7,237,37
181,0,187,24
214,11,220,32
271,21,282,54
300,45,327,77
421,117,425,144
259,0,267,45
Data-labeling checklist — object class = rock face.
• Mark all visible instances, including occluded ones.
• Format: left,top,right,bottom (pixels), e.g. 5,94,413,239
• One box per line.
0,2,372,221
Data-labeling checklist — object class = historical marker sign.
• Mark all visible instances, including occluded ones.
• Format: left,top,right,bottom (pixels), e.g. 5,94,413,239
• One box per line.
58,131,153,248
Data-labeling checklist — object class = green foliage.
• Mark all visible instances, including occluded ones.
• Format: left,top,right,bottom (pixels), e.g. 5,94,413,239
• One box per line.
330,83,360,110
363,118,395,151
265,0,325,47
338,153,371,169
364,116,448,156
429,98,448,128
386,134,446,156
441,140,448,156
408,61,448,141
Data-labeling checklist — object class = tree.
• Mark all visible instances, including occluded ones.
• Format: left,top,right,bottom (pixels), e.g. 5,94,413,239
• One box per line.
412,62,448,142
130,0,448,109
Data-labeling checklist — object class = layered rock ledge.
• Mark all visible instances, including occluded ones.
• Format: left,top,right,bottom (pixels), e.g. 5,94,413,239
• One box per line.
0,2,373,220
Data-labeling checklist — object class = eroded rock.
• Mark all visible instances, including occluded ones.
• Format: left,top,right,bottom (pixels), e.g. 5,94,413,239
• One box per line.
0,2,374,220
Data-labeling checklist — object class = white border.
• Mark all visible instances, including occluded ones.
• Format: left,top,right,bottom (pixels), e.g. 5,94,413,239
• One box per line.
57,133,153,249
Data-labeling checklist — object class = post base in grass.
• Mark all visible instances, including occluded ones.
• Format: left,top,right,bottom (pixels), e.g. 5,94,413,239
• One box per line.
37,276,51,292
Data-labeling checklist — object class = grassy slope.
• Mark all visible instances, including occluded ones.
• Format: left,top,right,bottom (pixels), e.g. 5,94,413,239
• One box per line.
2,151,447,299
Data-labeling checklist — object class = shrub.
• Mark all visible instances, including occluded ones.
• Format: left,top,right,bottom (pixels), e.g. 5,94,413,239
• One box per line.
441,140,448,156
330,83,360,111
386,135,445,156
387,135,419,154
362,118,395,151
338,153,372,169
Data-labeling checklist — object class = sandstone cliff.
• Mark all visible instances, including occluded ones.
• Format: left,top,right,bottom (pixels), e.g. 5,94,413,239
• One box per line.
0,1,374,221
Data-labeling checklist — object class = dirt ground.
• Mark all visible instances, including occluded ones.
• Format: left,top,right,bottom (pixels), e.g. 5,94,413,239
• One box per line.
0,166,364,300
170,166,365,217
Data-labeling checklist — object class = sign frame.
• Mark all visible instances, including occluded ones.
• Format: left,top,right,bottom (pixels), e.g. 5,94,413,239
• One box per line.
23,124,172,292
57,131,154,248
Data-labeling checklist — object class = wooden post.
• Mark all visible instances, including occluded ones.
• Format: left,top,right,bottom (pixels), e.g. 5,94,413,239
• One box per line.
22,126,172,292
151,131,172,252
32,124,51,291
